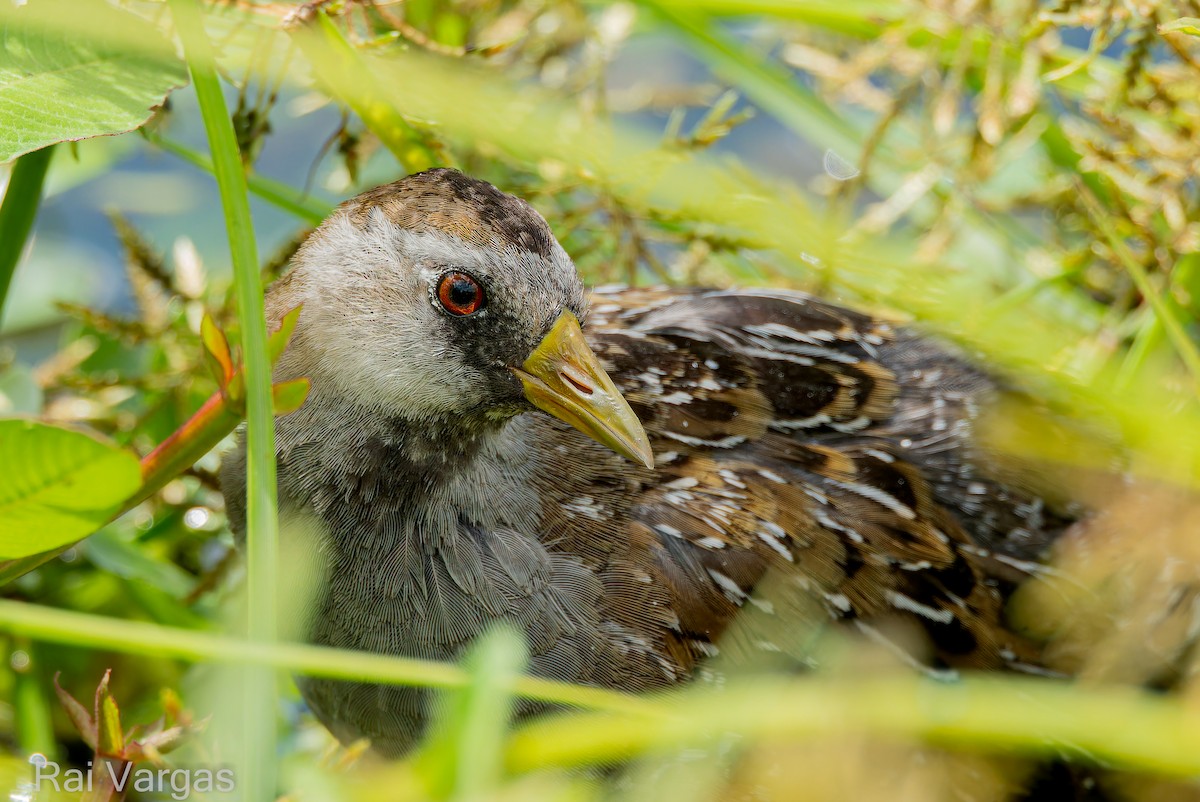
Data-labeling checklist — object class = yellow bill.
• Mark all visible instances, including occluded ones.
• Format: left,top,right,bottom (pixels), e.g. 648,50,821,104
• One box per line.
512,311,654,469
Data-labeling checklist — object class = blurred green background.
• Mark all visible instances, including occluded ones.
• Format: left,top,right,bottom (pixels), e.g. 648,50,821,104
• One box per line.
1,1,1199,801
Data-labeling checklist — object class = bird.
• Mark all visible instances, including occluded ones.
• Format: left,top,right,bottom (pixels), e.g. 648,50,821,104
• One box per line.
220,167,1073,759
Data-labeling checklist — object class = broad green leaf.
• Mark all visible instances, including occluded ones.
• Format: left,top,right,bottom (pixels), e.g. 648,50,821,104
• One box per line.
0,419,141,559
0,0,187,162
1160,18,1200,37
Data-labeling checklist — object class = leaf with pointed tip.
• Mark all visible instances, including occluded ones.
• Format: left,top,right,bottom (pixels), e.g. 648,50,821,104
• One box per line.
271,378,311,416
161,688,187,728
226,372,245,405
96,676,124,758
201,314,234,387
137,720,199,758
1160,17,1200,36
268,304,303,365
54,672,97,750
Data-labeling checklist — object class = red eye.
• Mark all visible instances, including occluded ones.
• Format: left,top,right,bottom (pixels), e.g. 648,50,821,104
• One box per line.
436,271,485,316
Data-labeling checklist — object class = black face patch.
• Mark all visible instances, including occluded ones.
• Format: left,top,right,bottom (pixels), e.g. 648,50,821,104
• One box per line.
444,301,542,406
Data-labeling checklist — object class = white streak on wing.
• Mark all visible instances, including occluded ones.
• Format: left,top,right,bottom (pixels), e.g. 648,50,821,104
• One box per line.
563,495,606,521
886,591,955,624
828,478,917,520
718,469,747,489
738,346,816,366
770,413,832,430
659,390,694,405
654,523,684,539
744,322,835,343
757,523,794,561
742,335,861,365
813,508,865,542
664,490,695,507
802,486,829,505
662,432,747,448
663,476,699,490
828,416,872,433
748,597,776,614
707,569,747,603
758,468,787,484
825,592,852,613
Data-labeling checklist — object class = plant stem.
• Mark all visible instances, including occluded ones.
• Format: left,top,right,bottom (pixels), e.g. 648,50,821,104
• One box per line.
291,12,441,172
1079,186,1200,394
0,600,657,718
505,674,1200,777
0,146,55,329
147,133,332,225
168,0,278,798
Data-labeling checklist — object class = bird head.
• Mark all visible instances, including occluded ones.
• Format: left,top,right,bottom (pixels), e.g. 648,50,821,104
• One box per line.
267,168,653,468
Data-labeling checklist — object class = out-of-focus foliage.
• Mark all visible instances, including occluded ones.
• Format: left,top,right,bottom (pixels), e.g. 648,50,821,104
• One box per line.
0,1,1198,801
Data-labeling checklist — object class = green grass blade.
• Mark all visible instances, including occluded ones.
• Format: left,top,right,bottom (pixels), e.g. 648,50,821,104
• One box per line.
505,674,1200,778
643,2,869,163
293,11,441,173
0,600,658,717
168,0,278,798
643,0,897,36
12,641,57,757
1080,187,1200,393
418,627,529,800
0,145,54,329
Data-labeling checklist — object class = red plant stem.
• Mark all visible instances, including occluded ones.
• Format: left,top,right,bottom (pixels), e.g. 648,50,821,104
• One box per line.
127,392,241,512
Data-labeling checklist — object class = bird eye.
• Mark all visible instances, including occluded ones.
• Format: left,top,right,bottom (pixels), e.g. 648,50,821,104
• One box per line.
436,271,485,316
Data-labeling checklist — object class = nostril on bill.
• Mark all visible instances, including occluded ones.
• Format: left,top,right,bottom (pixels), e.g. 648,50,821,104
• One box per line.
560,367,595,396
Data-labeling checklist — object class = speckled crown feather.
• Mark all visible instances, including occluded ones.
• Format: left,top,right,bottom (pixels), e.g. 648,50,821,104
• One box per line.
344,168,556,259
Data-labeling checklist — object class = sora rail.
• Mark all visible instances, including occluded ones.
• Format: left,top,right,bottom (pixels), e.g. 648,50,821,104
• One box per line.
221,168,1070,757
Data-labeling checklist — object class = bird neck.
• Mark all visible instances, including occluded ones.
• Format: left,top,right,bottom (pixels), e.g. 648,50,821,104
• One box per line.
273,378,535,495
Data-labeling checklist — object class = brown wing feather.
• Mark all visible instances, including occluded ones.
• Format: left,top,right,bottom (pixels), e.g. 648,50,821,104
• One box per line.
574,286,1062,674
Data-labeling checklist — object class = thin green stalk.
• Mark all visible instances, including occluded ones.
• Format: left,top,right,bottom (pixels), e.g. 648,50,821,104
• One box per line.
1080,187,1200,394
1115,310,1164,392
643,2,869,167
5,599,1200,781
505,674,1200,778
147,133,332,225
637,0,898,37
0,146,55,329
292,12,440,172
0,600,658,718
12,640,57,758
168,0,278,798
